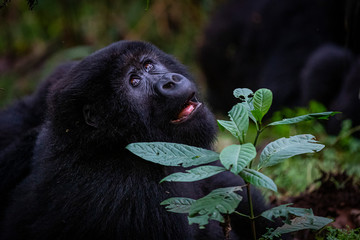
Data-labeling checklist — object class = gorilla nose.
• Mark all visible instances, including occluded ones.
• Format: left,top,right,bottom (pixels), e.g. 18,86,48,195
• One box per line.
155,73,194,98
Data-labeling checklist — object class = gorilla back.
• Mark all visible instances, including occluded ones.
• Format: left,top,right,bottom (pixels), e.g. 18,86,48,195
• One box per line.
0,41,269,240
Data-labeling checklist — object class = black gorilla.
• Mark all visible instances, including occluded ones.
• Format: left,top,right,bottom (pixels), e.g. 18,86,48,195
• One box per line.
0,41,272,240
300,44,360,133
199,0,360,134
199,0,346,114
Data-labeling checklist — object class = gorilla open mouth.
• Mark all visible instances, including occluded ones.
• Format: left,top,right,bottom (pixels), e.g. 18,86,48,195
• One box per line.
171,93,202,124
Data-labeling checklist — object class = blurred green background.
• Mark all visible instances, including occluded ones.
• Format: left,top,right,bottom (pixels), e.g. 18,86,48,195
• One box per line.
0,0,220,107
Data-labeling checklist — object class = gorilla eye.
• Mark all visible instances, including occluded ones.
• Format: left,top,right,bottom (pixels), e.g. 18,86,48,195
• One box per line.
144,61,154,72
130,77,141,87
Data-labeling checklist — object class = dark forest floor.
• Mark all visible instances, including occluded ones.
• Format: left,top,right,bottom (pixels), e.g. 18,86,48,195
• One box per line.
272,172,360,239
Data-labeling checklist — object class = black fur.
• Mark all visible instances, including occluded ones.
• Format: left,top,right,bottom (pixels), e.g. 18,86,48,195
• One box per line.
199,0,360,136
300,44,360,134
0,62,73,220
198,0,347,114
0,41,273,240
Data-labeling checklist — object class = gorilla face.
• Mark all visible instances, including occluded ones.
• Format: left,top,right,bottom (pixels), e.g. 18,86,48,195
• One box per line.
116,43,203,126
47,41,217,149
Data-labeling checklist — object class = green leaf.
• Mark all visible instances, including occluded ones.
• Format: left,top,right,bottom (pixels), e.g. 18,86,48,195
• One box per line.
217,120,237,135
219,144,256,174
161,197,196,213
261,204,333,238
268,112,340,127
126,142,219,167
261,204,314,224
239,168,277,192
252,88,273,123
188,215,209,229
188,186,243,228
267,215,333,237
218,104,249,143
160,166,226,183
233,88,257,124
233,88,254,102
228,104,249,139
261,203,332,238
250,109,263,124
258,134,325,169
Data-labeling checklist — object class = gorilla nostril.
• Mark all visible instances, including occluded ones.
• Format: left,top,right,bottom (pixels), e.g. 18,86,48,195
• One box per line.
171,74,182,82
163,82,175,89
155,73,187,95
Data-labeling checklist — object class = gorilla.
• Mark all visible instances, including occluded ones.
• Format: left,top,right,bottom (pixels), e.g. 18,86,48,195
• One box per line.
199,0,360,135
0,41,273,240
300,44,360,134
198,0,346,114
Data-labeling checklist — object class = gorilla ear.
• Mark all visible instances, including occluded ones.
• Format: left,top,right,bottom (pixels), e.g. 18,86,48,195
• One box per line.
83,104,99,128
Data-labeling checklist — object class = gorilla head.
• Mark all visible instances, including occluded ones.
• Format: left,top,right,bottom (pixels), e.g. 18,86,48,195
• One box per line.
47,41,217,152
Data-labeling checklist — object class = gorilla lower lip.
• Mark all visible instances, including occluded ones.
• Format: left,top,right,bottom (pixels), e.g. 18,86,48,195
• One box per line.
171,99,202,124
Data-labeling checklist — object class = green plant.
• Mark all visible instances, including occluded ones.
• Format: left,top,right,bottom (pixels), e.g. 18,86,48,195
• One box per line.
260,104,360,197
316,226,360,240
126,88,338,239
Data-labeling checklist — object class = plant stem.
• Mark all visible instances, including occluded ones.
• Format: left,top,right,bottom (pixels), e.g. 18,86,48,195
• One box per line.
220,214,232,239
249,128,262,169
247,122,263,239
234,211,251,219
253,127,262,147
332,125,360,146
246,183,257,240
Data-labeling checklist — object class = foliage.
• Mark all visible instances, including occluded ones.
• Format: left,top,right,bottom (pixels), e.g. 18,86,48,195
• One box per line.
0,0,218,56
315,226,360,240
260,102,360,197
0,0,220,107
127,88,338,239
